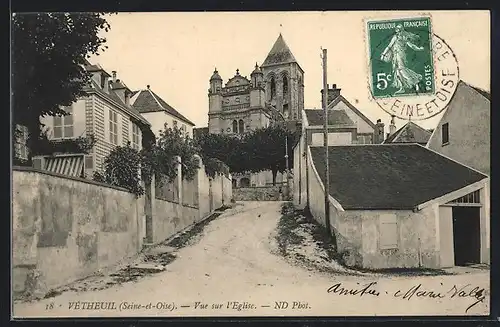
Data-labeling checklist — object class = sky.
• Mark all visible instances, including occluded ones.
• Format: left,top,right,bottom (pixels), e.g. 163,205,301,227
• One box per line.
89,11,490,131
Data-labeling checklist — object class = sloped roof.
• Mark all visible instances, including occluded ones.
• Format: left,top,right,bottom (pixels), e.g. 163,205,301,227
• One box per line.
328,95,376,129
86,79,150,127
261,34,298,67
310,144,487,210
305,109,355,127
383,121,432,145
131,88,195,126
465,81,491,100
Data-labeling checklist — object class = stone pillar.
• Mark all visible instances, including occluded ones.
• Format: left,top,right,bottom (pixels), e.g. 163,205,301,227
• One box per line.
175,156,183,206
144,174,156,245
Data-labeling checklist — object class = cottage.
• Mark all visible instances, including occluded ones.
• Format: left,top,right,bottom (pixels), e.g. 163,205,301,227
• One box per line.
130,85,195,139
294,137,490,269
36,61,151,178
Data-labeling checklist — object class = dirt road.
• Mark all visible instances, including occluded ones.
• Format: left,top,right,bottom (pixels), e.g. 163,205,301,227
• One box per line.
13,201,490,318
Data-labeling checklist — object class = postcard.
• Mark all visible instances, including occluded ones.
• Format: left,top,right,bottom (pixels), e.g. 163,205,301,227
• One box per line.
11,10,490,318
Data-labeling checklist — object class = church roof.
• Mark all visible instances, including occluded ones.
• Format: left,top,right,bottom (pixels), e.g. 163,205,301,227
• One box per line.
304,109,355,127
383,121,432,145
261,34,298,67
131,87,195,126
310,144,487,210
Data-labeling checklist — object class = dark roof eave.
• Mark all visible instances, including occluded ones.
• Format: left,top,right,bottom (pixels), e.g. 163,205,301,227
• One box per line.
343,206,416,211
84,86,151,127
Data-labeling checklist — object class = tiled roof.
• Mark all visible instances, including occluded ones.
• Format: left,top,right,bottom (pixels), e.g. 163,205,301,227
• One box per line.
383,121,432,145
261,34,298,67
131,89,195,126
310,144,487,210
305,109,355,126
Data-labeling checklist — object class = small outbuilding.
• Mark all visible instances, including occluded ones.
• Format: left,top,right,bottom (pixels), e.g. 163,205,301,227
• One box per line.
295,141,489,269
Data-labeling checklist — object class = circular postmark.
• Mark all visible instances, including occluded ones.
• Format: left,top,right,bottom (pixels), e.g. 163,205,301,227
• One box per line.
366,18,459,121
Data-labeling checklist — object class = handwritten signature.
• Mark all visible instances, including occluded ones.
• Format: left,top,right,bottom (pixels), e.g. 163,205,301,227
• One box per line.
327,282,487,313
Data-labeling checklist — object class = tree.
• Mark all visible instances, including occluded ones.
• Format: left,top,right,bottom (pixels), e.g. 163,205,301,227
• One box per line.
11,13,111,162
245,125,298,185
196,132,249,174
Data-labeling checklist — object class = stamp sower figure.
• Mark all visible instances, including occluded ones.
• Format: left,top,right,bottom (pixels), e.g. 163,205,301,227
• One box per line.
278,187,283,201
380,24,424,95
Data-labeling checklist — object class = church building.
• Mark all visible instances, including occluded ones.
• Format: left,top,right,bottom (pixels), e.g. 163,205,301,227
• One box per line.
207,34,305,187
208,34,304,136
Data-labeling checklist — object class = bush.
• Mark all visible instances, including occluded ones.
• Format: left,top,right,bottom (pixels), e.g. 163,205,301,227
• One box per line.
93,143,144,196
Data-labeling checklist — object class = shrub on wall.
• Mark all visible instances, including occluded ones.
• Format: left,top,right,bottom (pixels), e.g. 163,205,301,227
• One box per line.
93,143,144,196
204,157,230,178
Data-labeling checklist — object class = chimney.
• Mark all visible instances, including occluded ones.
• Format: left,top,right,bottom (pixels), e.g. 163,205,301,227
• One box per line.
321,84,342,107
389,115,397,136
112,71,117,82
125,90,131,106
374,118,385,144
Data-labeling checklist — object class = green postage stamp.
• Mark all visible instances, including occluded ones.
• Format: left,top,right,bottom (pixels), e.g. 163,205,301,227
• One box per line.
367,17,434,98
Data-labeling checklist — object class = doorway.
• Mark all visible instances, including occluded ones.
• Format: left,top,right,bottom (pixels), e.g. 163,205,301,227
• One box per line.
452,207,480,266
240,177,250,188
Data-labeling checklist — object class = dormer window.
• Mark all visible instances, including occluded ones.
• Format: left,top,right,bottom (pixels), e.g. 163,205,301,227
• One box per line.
100,73,106,89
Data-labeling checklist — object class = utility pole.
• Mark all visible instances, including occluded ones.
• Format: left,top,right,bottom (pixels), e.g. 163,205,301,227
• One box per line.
322,48,331,237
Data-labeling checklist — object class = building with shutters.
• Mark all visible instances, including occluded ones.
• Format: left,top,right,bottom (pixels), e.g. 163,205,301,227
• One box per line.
35,61,151,178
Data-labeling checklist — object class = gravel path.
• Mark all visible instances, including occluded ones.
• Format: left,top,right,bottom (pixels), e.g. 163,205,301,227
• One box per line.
13,201,490,318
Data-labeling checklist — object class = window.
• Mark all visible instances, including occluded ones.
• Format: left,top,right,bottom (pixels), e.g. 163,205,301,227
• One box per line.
283,104,289,119
53,105,74,139
238,119,244,134
449,190,481,204
100,74,106,89
131,124,140,150
379,213,398,250
15,124,29,160
173,120,178,129
109,109,118,145
441,122,449,145
181,124,186,136
283,76,288,95
270,77,276,99
232,120,238,133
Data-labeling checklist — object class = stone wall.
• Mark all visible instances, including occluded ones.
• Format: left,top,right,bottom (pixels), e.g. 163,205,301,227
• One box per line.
12,167,145,298
233,185,290,201
303,146,441,269
12,158,232,299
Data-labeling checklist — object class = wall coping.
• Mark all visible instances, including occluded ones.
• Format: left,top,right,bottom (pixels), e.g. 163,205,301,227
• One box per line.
235,186,282,190
13,165,132,194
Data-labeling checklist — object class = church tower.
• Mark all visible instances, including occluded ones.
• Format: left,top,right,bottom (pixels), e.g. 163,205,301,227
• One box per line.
260,34,304,121
208,68,223,134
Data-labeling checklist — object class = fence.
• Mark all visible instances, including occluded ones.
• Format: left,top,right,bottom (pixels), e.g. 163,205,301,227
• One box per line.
12,156,231,299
